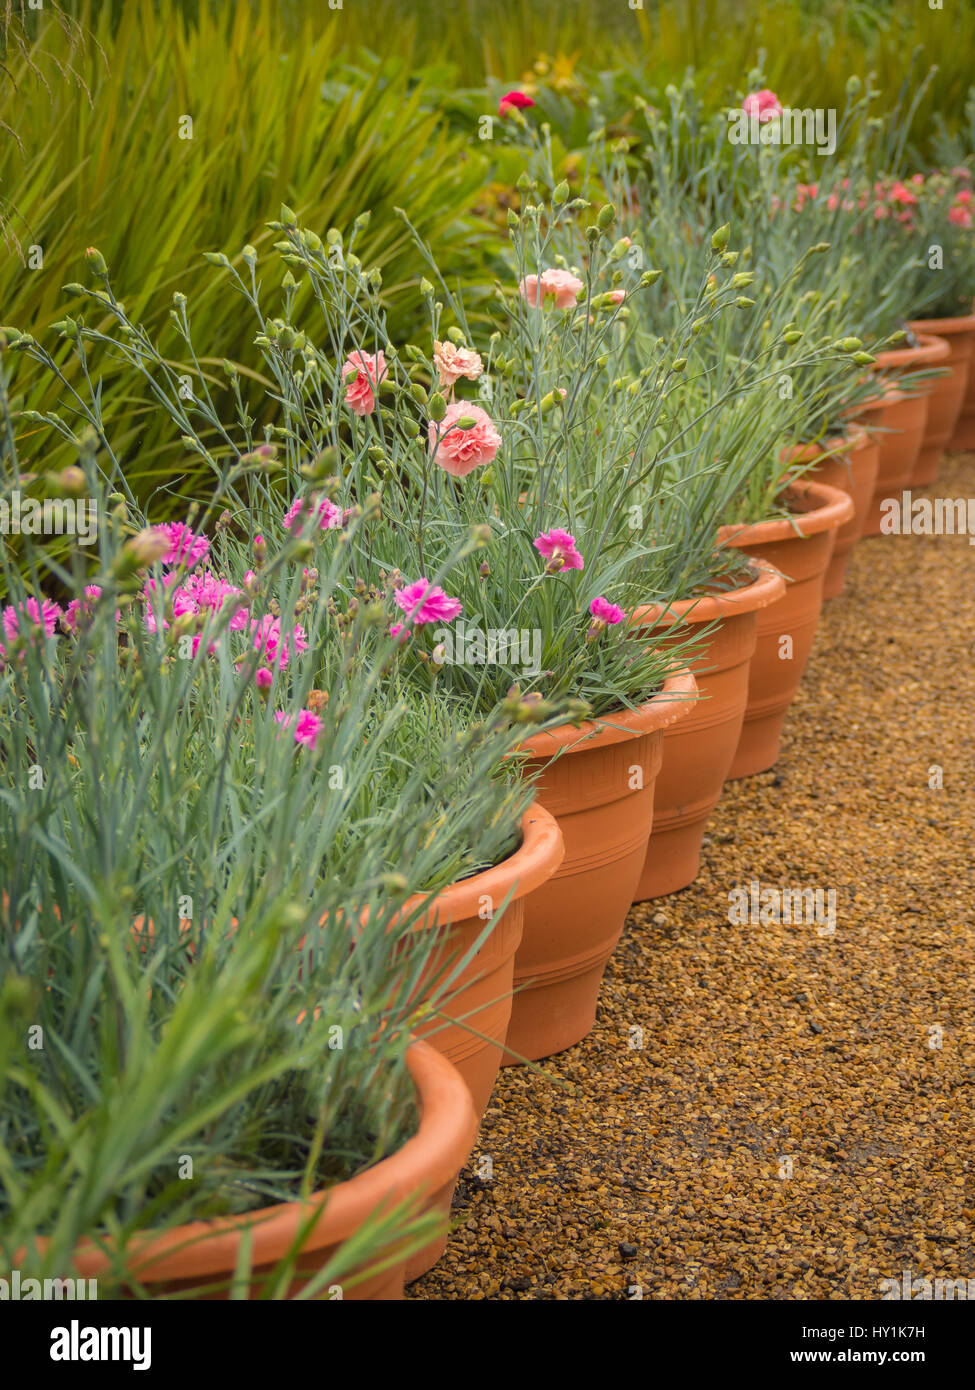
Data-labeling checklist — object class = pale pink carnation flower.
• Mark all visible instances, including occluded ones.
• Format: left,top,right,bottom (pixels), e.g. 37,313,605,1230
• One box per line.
742,89,783,123
430,402,501,477
433,340,484,389
341,350,386,415
393,579,462,627
519,268,585,310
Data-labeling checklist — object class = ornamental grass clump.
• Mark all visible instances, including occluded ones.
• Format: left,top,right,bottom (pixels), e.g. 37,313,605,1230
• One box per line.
0,351,564,1294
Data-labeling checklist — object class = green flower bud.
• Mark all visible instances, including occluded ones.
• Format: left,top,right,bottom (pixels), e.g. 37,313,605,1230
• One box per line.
553,180,569,204
711,224,731,251
597,203,616,229
429,391,447,422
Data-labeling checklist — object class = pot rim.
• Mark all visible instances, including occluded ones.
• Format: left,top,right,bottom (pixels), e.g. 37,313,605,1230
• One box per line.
630,559,786,628
401,802,564,929
715,478,855,549
42,1039,477,1285
872,331,951,371
515,666,697,759
850,383,908,415
783,425,870,462
908,308,975,335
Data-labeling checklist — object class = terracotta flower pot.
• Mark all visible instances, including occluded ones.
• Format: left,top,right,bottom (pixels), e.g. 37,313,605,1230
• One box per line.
945,300,975,451
502,670,697,1063
34,1041,477,1301
131,806,563,1286
631,565,786,901
854,387,930,537
781,428,880,598
399,801,563,1280
859,334,950,531
404,803,564,1120
717,479,854,779
909,312,975,475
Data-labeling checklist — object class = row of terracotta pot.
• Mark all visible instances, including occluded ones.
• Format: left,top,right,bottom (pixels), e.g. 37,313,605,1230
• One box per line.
59,312,975,1302
326,309,975,1296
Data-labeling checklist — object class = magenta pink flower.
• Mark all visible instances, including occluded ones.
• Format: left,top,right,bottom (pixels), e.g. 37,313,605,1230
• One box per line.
519,268,585,310
61,586,120,634
142,576,198,634
533,528,584,573
274,708,324,748
433,340,484,388
153,521,209,569
255,666,274,690
499,90,535,119
342,350,386,416
742,89,783,123
589,596,625,626
283,494,343,532
429,402,501,477
2,597,62,644
250,614,308,670
393,579,462,627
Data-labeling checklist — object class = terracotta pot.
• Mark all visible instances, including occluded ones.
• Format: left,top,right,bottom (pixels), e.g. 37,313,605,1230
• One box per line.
909,312,975,475
400,802,563,1280
404,803,563,1120
502,670,697,1063
854,387,930,536
717,479,854,778
945,301,975,450
631,565,786,901
130,807,563,1286
781,428,879,598
35,1041,477,1301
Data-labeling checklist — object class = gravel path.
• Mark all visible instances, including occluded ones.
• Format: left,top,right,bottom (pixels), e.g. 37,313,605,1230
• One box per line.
411,451,975,1301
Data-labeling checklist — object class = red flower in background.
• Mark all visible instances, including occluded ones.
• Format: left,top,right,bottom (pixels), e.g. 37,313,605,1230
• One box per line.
499,90,534,118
